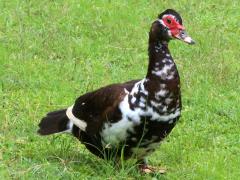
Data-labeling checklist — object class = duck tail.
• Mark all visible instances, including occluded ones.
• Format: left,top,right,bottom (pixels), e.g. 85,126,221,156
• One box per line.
38,109,72,135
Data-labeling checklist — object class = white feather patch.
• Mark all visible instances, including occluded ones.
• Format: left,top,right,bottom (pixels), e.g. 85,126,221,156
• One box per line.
66,105,87,131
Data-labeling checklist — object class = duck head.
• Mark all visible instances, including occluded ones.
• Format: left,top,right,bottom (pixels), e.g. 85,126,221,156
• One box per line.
150,9,195,45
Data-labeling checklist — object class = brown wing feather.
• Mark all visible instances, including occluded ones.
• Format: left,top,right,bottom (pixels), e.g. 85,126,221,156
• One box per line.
72,79,140,134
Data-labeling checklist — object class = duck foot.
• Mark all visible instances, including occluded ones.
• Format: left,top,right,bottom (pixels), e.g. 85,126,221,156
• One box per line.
138,164,167,174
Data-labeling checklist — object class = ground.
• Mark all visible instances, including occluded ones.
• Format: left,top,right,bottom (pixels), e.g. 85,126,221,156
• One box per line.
0,0,240,179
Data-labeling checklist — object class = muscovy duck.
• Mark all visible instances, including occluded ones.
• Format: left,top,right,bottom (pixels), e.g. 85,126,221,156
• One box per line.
38,9,195,173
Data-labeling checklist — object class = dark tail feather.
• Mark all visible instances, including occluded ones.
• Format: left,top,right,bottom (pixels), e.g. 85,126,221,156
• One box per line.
38,109,70,135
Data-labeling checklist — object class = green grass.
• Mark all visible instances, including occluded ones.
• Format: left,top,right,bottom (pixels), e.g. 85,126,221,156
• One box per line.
1,0,240,179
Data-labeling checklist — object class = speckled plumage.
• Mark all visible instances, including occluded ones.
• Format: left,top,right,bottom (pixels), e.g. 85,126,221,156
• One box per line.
38,9,195,171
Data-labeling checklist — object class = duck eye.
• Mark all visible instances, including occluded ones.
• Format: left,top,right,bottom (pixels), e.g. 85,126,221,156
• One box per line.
166,18,172,24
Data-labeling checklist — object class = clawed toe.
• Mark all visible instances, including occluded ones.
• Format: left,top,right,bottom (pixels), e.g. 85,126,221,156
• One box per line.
138,164,166,174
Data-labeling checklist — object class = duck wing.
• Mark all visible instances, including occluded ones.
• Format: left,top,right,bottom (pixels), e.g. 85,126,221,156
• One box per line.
68,80,140,134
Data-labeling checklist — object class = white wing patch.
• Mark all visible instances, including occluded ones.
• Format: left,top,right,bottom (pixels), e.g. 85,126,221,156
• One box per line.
66,105,87,131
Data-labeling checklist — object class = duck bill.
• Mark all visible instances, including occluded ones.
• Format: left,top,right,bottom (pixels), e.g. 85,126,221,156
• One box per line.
174,30,195,45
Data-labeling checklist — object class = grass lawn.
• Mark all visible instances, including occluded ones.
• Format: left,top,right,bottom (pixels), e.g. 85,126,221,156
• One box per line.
1,0,240,179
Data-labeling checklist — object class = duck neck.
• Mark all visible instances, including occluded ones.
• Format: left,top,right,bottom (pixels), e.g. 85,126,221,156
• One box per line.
146,38,175,80
128,36,181,112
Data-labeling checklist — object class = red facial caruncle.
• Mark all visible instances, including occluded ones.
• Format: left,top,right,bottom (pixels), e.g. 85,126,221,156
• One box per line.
162,15,185,37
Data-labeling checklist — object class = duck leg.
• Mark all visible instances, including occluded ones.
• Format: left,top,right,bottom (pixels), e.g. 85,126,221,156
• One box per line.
137,158,166,174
